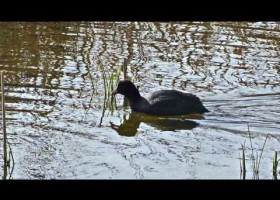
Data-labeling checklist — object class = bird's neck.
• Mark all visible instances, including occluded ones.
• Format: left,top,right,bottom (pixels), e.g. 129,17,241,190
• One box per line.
126,91,142,104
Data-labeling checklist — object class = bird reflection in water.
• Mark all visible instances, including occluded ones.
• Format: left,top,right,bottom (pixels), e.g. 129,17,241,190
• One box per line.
110,112,202,137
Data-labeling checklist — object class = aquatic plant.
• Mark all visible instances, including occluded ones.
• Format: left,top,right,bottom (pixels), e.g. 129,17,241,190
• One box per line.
272,151,279,180
1,71,15,179
239,124,269,180
247,124,269,179
239,141,246,180
98,60,128,126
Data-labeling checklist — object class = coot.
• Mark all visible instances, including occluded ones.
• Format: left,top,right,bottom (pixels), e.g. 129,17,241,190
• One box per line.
112,80,209,115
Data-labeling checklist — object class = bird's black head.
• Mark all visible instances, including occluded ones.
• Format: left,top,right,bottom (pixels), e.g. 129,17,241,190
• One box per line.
111,80,140,99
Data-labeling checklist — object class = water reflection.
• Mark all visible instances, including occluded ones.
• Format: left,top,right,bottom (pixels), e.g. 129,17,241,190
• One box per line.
110,112,200,137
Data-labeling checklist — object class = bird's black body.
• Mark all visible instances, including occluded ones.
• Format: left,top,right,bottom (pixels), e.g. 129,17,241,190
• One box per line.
112,80,209,115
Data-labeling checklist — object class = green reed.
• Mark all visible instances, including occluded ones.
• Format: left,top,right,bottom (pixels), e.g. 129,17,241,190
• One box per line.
273,151,279,180
101,64,121,111
1,71,15,179
239,141,246,180
98,60,128,126
239,124,269,179
247,124,269,179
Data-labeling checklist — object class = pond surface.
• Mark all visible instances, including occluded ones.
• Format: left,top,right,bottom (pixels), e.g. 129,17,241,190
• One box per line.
0,22,279,179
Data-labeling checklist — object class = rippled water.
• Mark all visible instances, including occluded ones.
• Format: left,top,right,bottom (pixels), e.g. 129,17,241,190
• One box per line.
0,22,279,179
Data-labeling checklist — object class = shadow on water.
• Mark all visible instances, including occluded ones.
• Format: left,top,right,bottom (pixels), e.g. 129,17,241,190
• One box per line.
110,112,201,137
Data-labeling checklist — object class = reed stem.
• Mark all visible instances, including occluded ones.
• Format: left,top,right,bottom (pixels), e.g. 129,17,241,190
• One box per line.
1,71,7,179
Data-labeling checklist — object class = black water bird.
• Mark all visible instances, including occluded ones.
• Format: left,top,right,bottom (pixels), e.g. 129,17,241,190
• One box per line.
112,80,209,115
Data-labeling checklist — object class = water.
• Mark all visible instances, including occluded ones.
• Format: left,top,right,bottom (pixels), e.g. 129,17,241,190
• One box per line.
0,22,279,179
